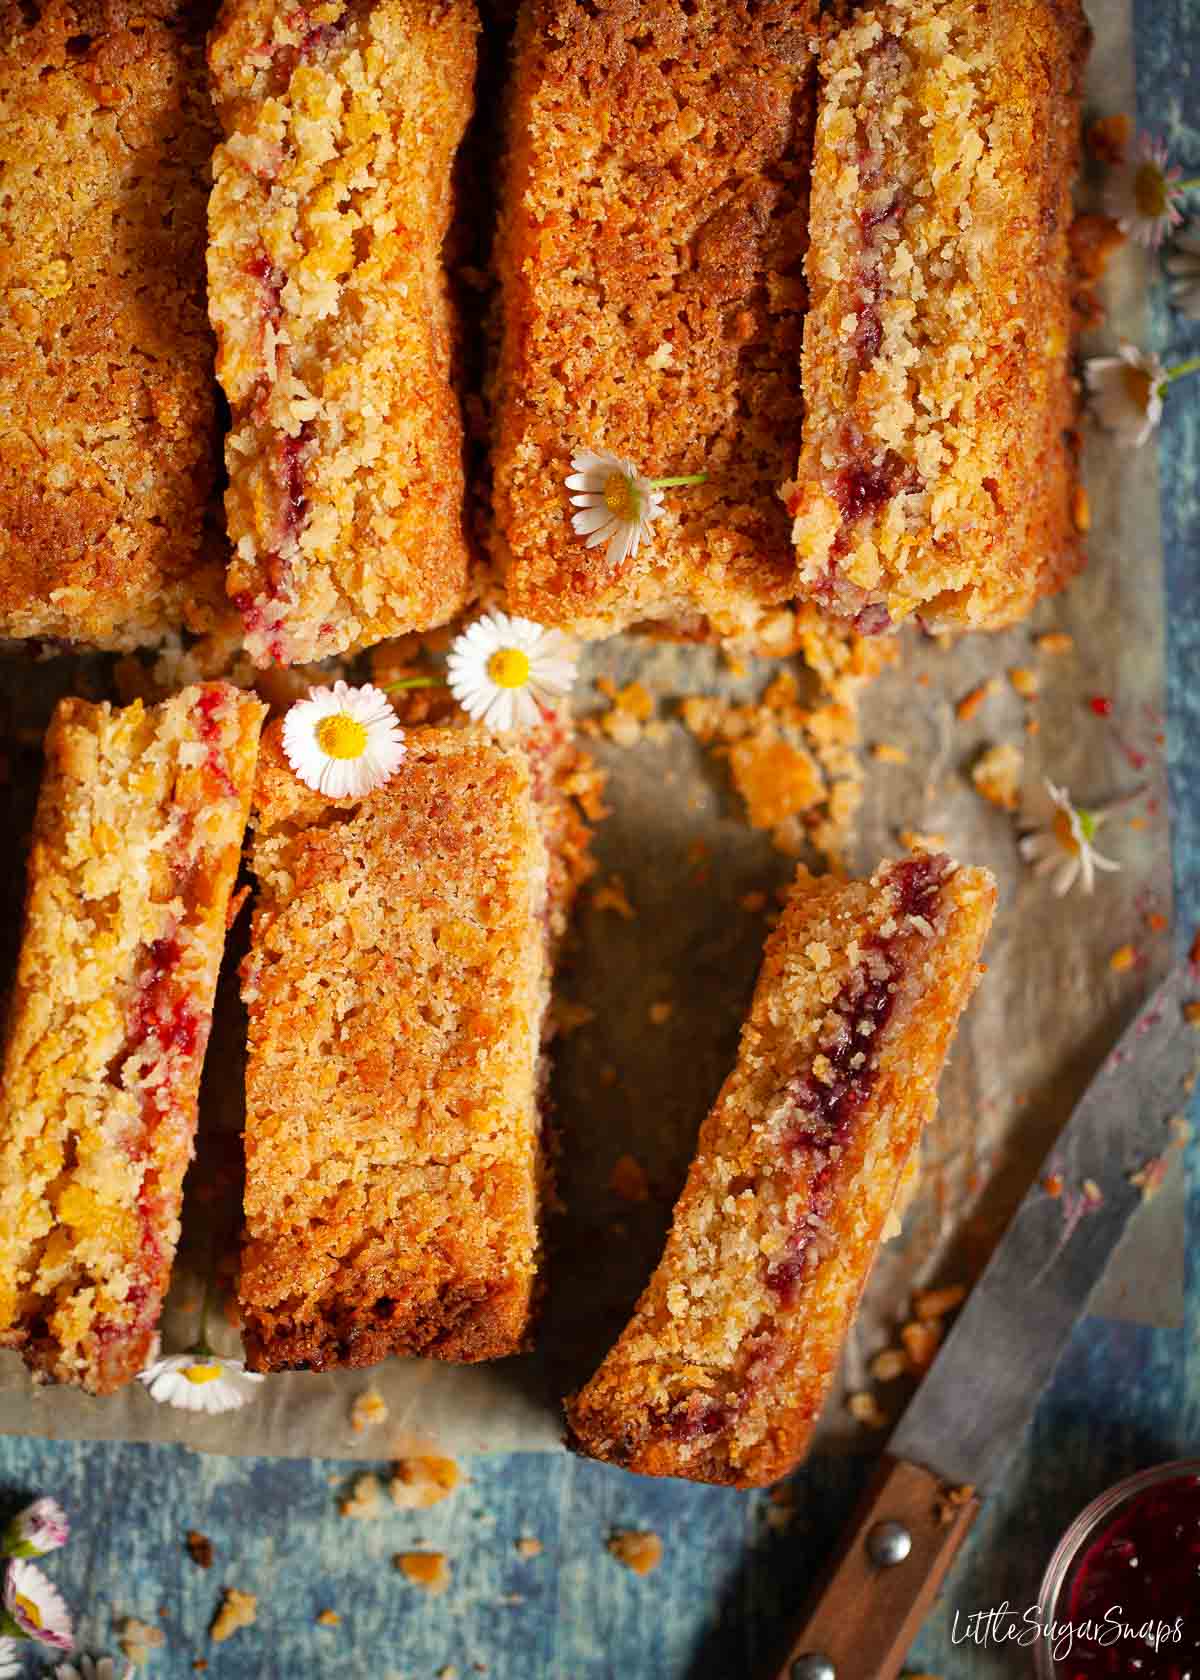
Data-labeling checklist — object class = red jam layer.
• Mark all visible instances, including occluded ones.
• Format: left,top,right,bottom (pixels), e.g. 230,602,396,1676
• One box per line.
765,852,952,1304
194,687,237,798
1063,1473,1200,1676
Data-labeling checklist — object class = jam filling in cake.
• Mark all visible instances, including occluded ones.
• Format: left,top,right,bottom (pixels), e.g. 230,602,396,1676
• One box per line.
566,854,995,1486
0,685,266,1394
782,0,1089,634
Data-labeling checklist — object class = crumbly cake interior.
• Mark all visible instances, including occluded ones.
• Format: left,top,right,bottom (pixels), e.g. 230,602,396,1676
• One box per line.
492,0,820,640
0,685,266,1393
0,0,227,648
566,853,995,1486
782,0,1089,634
239,725,569,1370
208,0,477,666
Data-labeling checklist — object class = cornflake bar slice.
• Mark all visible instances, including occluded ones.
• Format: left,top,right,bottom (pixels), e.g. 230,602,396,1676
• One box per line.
782,0,1090,635
0,685,267,1393
492,0,819,640
239,722,581,1370
0,0,226,648
208,0,476,666
566,853,995,1486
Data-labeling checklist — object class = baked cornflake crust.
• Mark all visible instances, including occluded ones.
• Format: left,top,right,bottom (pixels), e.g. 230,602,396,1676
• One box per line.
782,0,1090,634
0,686,266,1394
492,0,820,640
239,719,592,1370
208,0,477,666
0,0,227,648
566,853,995,1486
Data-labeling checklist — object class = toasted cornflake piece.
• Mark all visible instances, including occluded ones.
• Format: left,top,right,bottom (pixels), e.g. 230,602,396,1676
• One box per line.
971,743,1024,812
566,855,995,1486
783,0,1090,634
492,0,820,639
0,0,226,647
316,1610,341,1627
395,1552,452,1595
389,1456,462,1510
239,723,586,1370
350,1388,388,1433
339,1474,382,1521
0,686,266,1393
606,1530,663,1576
210,1588,258,1643
514,1536,543,1560
208,0,476,665
120,1618,166,1666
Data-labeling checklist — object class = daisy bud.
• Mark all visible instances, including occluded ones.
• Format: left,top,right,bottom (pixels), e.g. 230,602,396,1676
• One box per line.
2,1498,69,1560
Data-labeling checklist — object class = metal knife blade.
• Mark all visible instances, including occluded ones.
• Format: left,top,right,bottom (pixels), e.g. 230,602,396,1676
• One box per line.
888,960,1196,1491
769,962,1198,1680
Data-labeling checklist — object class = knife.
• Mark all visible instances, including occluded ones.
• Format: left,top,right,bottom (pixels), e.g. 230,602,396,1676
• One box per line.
770,961,1199,1680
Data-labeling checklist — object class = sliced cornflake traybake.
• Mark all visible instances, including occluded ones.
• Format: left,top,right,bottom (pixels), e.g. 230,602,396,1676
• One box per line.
782,0,1090,634
0,685,267,1394
239,718,591,1370
566,853,995,1486
208,0,477,667
0,0,226,648
492,0,820,640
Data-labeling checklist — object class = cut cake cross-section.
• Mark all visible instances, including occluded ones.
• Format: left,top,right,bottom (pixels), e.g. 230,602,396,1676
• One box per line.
0,684,267,1393
566,852,995,1486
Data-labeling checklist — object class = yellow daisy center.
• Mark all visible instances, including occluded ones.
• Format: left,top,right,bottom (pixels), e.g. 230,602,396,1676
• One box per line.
15,1593,42,1627
1052,808,1081,856
603,471,638,520
183,1362,224,1386
315,714,368,760
1134,161,1168,219
487,647,531,690
1122,364,1154,413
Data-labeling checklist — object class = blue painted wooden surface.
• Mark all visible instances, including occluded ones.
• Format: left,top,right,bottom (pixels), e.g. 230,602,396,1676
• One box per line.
1,4,1198,1675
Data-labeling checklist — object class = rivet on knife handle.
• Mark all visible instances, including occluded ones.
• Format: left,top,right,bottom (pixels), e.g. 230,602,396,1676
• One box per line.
770,1455,980,1680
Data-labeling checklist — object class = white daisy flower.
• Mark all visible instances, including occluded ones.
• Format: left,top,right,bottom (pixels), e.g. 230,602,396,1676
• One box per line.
3,1500,68,1560
1165,228,1200,320
1104,133,1192,247
1,1561,73,1652
55,1657,134,1680
565,449,706,572
138,1353,265,1416
281,680,406,799
0,1637,20,1679
1084,342,1166,447
1019,780,1122,897
446,611,577,734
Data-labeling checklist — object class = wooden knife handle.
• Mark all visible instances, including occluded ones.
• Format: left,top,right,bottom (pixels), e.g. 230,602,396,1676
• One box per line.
768,1453,980,1680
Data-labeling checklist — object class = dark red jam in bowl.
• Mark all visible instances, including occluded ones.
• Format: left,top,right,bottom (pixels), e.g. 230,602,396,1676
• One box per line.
1056,1472,1200,1676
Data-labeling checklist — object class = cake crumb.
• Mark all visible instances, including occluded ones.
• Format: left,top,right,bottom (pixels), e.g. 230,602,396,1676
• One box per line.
870,742,909,766
648,1001,674,1025
316,1610,341,1628
395,1552,452,1595
1008,666,1040,699
608,1153,651,1203
971,743,1023,811
1183,1002,1200,1027
1086,112,1132,164
935,1483,977,1527
553,998,596,1036
1130,1156,1169,1202
340,1473,383,1520
739,891,768,913
955,680,998,723
870,1348,909,1382
593,875,635,920
350,1388,389,1433
847,1391,888,1428
900,1320,942,1371
606,1530,663,1576
1109,944,1137,973
210,1589,257,1644
1034,631,1074,656
119,1619,166,1667
185,1531,213,1569
1146,911,1168,933
389,1457,461,1510
914,1285,966,1321
514,1536,543,1559
900,829,949,854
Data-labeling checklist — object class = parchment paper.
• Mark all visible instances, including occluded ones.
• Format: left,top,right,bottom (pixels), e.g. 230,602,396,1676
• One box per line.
0,0,1183,1459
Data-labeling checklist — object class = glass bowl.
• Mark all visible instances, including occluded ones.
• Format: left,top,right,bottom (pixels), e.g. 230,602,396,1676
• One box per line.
1034,1459,1200,1679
